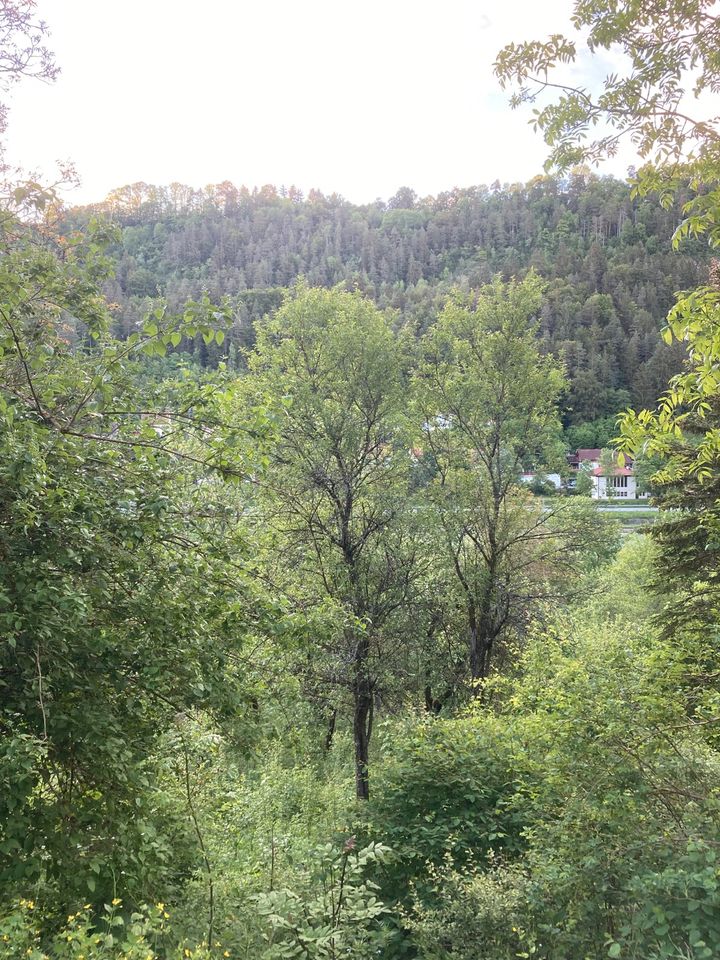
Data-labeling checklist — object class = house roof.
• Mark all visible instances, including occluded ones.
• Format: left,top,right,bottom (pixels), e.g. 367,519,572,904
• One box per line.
592,466,634,476
576,448,602,461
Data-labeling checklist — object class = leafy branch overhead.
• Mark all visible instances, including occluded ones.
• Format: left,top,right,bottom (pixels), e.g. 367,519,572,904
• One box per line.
494,0,720,170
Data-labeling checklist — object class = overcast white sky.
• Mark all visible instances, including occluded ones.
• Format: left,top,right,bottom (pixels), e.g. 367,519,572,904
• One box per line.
5,0,637,206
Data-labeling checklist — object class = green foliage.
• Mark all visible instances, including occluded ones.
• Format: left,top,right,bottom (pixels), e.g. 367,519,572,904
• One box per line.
416,274,565,476
565,416,619,451
526,475,558,496
6,8,720,949
413,276,610,680
622,840,720,960
163,721,357,957
0,899,219,959
367,717,527,905
610,176,720,748
245,283,417,798
255,841,391,959
490,13,720,953
493,0,720,483
0,205,266,913
617,281,720,484
64,172,707,429
404,859,528,960
494,0,720,172
353,539,717,959
574,465,593,496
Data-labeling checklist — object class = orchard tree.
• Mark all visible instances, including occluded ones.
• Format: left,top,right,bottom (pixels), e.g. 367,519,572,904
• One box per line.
247,284,417,800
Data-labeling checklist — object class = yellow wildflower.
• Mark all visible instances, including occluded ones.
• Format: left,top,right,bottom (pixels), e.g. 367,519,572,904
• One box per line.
111,898,121,906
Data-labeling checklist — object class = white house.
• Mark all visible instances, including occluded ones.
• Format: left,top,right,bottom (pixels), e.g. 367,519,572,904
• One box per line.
521,448,648,498
591,463,648,499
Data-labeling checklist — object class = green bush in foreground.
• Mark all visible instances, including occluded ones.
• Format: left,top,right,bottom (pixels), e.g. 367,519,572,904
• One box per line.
0,899,219,960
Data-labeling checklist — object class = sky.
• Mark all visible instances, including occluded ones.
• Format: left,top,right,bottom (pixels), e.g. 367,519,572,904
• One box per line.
5,0,638,206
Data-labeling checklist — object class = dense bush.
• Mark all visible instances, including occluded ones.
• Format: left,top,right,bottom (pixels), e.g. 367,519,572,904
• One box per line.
366,718,528,906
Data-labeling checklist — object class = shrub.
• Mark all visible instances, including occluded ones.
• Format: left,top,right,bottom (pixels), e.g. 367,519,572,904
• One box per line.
366,717,527,906
0,899,218,959
255,840,392,959
404,857,530,960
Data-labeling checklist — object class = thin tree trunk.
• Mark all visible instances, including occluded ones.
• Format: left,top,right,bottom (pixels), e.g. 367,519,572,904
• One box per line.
468,599,482,685
470,547,499,689
352,632,372,800
353,688,371,800
324,708,337,752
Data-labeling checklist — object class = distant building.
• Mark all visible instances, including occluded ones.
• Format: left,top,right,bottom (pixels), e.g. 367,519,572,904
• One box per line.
563,448,602,491
566,448,602,472
590,462,647,499
522,448,650,498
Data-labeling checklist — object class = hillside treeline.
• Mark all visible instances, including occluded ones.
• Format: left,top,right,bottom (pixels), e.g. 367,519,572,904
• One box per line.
66,172,709,433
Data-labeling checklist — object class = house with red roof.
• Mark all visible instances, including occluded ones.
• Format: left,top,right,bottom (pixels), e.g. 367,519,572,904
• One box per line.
566,448,648,499
566,448,602,471
590,459,647,499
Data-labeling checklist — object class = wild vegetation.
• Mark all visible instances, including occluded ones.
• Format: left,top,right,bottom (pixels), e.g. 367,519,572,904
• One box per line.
2,1,720,958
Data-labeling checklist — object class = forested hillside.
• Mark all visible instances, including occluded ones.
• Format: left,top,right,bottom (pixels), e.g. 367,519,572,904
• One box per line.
67,173,709,434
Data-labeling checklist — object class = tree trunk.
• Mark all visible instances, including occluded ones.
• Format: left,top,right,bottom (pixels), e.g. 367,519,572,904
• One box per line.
468,600,483,685
469,600,497,689
324,708,337,752
470,547,499,689
353,686,372,800
352,632,372,800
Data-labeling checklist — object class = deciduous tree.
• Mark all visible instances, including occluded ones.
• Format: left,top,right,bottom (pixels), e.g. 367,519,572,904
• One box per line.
246,284,417,799
414,275,606,684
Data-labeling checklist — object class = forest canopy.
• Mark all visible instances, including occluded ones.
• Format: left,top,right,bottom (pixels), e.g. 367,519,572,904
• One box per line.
62,171,709,437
